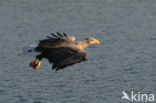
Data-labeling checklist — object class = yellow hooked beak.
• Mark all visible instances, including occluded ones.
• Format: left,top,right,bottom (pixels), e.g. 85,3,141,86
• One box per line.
94,40,100,45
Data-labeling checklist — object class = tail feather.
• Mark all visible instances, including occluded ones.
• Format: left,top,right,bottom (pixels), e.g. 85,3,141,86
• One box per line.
18,44,40,56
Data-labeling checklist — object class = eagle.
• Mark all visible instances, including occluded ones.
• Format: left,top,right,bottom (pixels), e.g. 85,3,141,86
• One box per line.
29,32,100,71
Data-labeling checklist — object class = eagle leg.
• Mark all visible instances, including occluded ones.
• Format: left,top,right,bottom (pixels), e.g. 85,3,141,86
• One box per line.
29,58,38,67
29,55,43,69
33,60,41,69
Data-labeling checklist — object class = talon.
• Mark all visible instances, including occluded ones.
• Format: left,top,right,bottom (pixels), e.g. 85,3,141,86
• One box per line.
29,61,35,67
29,59,38,67
33,60,41,69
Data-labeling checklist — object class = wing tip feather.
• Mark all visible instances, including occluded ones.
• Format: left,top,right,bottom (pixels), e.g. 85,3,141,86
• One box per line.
47,32,68,39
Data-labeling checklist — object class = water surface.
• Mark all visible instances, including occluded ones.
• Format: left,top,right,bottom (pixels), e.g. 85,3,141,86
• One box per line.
0,0,156,103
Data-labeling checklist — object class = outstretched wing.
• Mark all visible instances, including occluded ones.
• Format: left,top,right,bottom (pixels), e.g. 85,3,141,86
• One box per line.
41,47,87,71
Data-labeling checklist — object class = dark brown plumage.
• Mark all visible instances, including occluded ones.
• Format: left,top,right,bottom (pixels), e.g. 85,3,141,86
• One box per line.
29,32,99,71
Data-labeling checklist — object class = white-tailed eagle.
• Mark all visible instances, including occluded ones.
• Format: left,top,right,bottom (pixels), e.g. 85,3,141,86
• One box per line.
29,32,100,71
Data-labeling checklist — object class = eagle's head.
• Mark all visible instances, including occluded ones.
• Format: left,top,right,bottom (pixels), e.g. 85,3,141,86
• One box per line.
86,38,100,45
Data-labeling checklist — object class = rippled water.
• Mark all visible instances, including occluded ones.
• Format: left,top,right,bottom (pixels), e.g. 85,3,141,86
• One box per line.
0,0,156,103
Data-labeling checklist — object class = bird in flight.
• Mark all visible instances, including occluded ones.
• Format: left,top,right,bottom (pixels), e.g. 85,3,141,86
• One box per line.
29,32,100,71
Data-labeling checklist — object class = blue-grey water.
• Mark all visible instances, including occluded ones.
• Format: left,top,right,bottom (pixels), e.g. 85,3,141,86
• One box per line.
0,0,156,103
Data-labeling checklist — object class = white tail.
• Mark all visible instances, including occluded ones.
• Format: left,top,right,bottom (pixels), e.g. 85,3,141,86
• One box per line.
18,44,40,56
